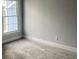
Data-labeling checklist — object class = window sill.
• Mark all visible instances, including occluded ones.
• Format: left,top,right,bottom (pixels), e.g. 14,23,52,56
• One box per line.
3,30,20,36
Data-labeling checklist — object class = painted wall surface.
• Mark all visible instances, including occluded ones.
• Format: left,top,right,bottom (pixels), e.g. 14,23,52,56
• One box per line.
24,0,77,47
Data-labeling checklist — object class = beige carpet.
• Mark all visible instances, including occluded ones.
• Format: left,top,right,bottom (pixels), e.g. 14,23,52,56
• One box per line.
3,39,77,59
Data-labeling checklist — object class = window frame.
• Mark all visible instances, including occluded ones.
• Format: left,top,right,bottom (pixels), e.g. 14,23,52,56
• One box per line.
2,0,21,35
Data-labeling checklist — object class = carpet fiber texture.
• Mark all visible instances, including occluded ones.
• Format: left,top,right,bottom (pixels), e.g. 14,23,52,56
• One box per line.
3,39,77,59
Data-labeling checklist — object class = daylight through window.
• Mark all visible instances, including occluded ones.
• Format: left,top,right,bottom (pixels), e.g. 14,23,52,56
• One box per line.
2,0,18,33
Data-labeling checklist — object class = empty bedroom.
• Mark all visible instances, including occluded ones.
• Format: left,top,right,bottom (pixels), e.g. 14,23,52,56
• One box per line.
2,0,77,59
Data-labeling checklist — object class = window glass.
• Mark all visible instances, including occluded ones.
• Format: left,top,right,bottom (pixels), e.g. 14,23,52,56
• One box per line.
7,8,16,16
2,0,18,33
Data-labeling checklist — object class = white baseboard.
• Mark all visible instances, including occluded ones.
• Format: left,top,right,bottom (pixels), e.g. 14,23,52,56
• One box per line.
2,35,22,44
26,36,77,53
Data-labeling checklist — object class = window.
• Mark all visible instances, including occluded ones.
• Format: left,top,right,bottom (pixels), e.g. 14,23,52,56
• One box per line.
2,0,18,33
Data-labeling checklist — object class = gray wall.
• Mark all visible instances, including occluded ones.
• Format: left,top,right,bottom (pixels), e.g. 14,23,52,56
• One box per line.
24,0,77,48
